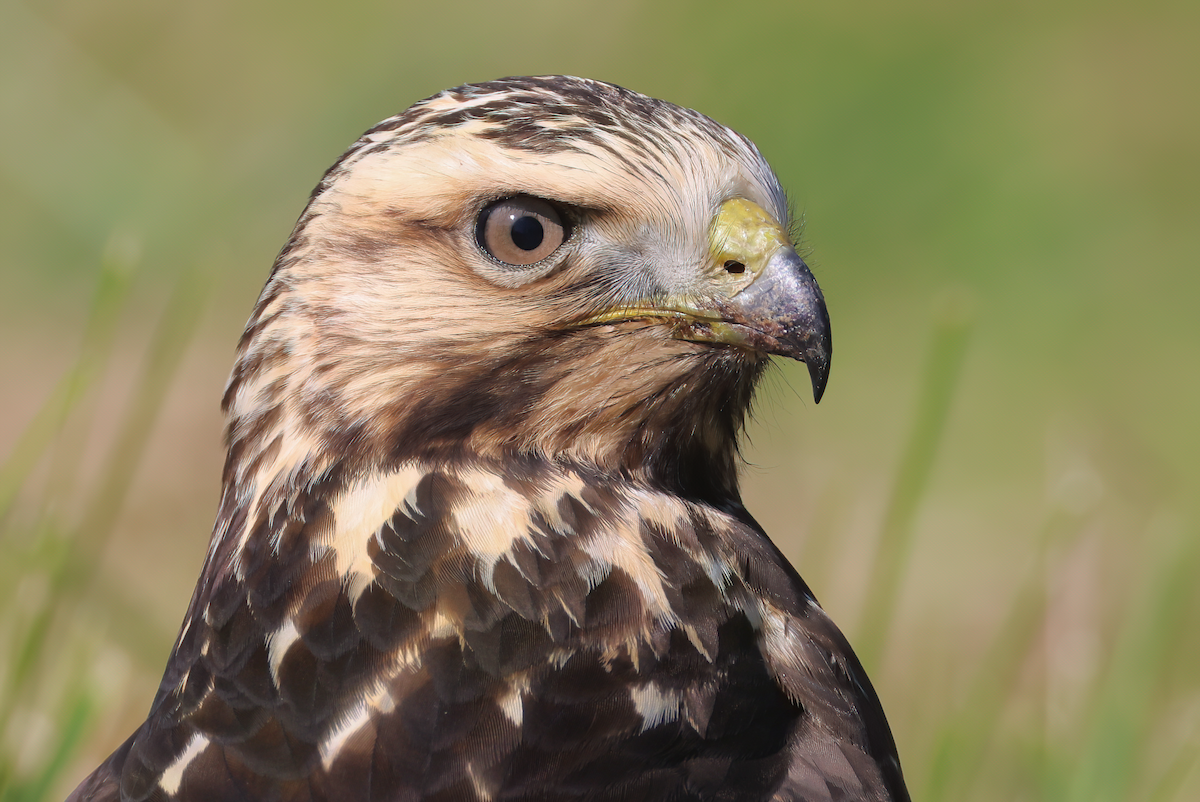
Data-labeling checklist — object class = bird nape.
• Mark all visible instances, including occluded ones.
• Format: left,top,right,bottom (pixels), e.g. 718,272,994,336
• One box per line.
68,76,909,802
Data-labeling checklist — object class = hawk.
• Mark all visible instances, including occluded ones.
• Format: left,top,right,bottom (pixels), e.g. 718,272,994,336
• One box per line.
69,76,909,802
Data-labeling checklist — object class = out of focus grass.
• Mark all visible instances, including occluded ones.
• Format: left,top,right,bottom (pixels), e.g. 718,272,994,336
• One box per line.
2,1,1198,800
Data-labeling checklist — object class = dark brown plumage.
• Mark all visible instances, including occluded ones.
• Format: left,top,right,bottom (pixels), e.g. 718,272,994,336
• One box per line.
68,76,909,802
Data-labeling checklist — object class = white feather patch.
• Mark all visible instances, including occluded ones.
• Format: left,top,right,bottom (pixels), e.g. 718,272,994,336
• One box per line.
496,681,525,727
630,683,683,732
319,681,397,770
266,618,301,685
577,488,678,624
451,467,534,590
157,732,210,796
328,465,426,604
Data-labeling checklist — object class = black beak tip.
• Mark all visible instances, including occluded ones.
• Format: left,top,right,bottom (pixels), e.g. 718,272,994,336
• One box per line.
806,352,830,404
798,292,832,404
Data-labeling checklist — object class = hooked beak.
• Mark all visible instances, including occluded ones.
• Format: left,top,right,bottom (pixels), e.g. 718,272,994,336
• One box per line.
713,245,832,403
574,198,833,403
680,198,832,403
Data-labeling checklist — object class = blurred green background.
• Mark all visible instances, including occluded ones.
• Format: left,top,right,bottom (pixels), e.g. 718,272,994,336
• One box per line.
2,0,1198,799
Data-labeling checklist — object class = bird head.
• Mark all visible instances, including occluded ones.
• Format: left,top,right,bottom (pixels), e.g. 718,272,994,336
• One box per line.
222,76,830,501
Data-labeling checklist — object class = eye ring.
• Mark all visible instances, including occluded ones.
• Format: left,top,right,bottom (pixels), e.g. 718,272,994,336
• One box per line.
476,195,569,267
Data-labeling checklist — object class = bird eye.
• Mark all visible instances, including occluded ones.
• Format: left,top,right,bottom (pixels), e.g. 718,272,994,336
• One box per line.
477,196,567,266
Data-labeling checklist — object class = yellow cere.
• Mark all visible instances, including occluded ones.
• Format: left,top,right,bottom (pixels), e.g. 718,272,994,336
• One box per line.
708,198,792,291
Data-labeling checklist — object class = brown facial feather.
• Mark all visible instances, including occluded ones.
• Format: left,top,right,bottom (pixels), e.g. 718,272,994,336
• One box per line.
68,76,908,802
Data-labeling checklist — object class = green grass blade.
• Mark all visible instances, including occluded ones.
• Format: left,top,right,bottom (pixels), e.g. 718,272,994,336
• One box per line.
857,290,974,669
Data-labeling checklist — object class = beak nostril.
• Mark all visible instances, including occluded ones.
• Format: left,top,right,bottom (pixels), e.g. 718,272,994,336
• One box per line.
723,260,745,274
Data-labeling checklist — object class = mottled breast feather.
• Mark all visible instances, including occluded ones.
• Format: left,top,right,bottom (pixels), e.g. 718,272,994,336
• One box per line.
67,76,909,802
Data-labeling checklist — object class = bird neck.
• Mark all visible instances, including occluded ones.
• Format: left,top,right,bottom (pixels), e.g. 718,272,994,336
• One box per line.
220,318,762,513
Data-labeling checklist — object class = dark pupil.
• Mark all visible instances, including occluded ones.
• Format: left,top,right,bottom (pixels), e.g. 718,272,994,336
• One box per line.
510,215,544,251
